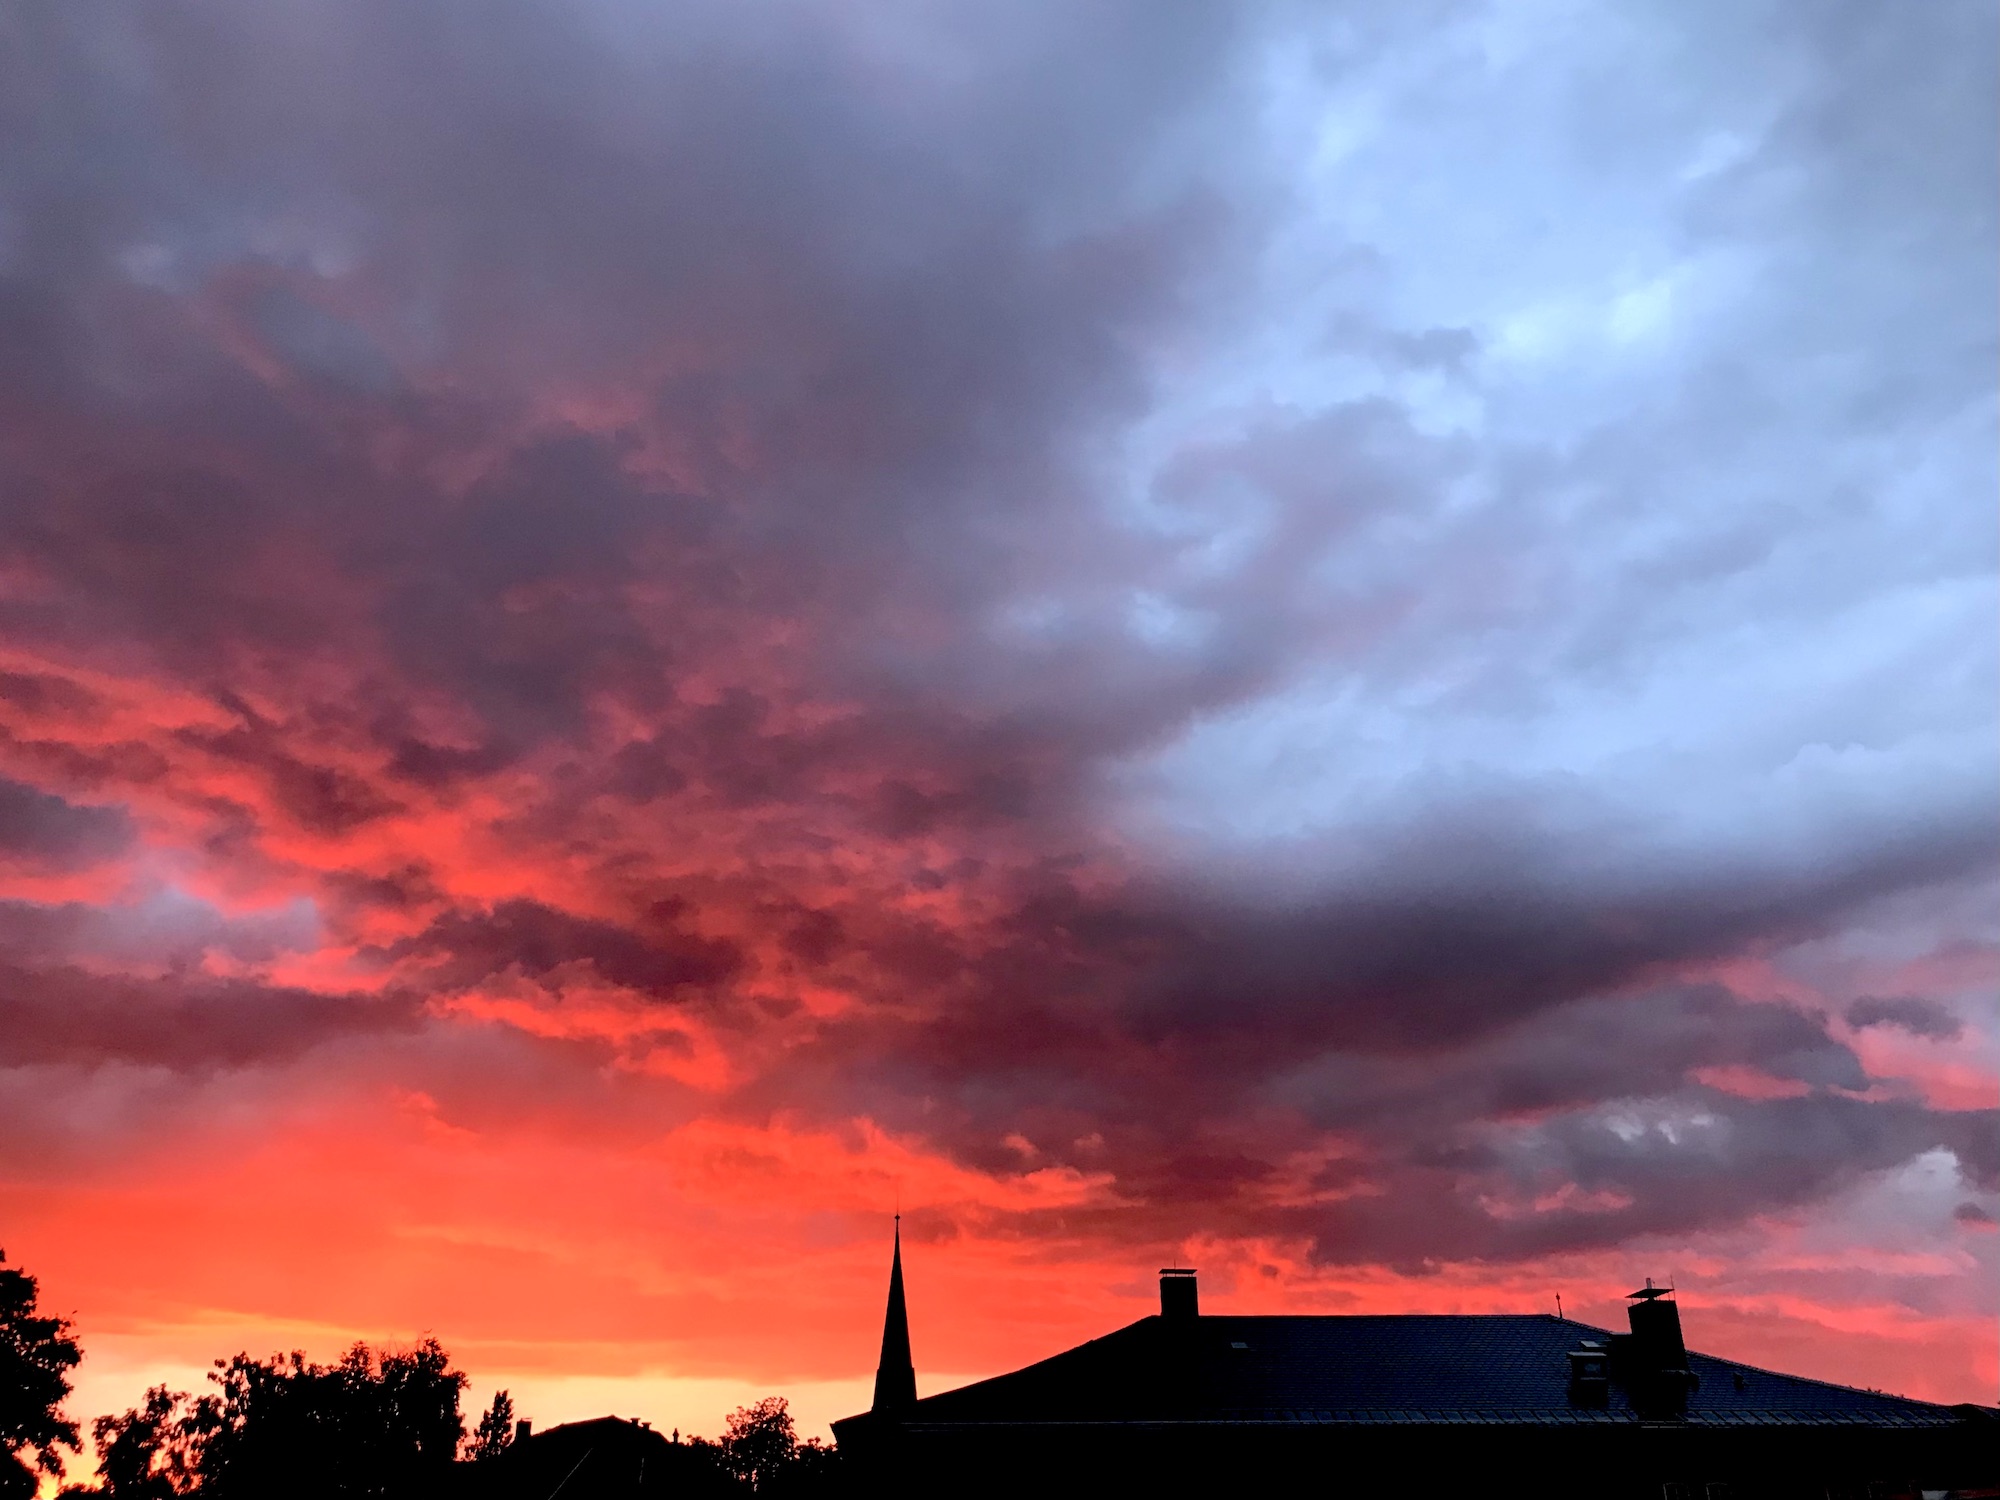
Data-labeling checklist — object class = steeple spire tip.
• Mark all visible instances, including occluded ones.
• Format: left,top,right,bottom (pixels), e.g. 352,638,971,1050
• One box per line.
871,1217,917,1414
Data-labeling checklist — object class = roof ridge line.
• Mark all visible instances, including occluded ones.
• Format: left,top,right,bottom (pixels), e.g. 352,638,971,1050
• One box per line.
1684,1347,1952,1410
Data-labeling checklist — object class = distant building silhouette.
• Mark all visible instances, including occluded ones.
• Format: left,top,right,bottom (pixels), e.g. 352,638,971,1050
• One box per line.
834,1248,1997,1498
451,1416,737,1499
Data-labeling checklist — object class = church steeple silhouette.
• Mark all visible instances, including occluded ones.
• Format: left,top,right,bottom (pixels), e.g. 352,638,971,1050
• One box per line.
871,1215,917,1413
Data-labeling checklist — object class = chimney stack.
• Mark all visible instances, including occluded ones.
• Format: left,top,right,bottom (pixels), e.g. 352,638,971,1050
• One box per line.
1623,1281,1697,1419
1159,1268,1198,1320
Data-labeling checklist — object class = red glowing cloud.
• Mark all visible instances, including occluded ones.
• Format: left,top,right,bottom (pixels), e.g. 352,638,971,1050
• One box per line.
0,0,1992,1462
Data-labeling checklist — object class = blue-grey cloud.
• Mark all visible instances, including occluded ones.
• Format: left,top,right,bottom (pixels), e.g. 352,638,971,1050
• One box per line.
0,0,1990,1271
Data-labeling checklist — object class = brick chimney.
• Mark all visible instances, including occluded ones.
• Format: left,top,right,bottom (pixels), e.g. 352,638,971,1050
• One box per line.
1160,1267,1198,1320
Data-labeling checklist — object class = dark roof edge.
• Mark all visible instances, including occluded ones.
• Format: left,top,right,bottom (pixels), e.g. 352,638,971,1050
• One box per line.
833,1408,1980,1436
834,1312,1992,1431
1679,1343,1964,1413
1117,1312,1967,1416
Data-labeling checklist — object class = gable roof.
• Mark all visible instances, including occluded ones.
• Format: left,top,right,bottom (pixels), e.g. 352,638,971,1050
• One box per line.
898,1314,1969,1430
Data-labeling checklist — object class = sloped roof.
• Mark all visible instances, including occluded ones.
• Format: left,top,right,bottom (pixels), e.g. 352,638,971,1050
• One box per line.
458,1417,739,1499
899,1315,1968,1429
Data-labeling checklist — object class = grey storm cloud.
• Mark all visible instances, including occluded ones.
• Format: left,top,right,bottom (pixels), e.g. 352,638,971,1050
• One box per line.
1845,996,1965,1043
0,0,1992,1267
0,778,132,868
377,898,745,999
0,962,420,1073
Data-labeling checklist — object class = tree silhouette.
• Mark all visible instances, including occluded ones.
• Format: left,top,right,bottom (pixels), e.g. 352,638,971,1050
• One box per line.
88,1387,198,1499
55,1314,855,1500
763,1436,844,1498
466,1390,514,1462
0,1251,82,1497
183,1338,466,1499
720,1397,795,1492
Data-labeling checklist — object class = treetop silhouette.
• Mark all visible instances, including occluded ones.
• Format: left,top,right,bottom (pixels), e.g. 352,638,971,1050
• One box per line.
0,1251,82,1498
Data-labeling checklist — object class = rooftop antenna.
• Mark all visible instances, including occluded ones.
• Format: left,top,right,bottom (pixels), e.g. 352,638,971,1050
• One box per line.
1555,1293,1564,1320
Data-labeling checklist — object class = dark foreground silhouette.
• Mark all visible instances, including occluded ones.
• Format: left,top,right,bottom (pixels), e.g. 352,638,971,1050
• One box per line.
450,1404,843,1500
1,1249,841,1498
836,1256,2000,1500
1,1252,82,1499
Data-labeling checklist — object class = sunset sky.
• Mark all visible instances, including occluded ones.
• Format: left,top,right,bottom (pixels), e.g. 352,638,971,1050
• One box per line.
1,0,1994,1458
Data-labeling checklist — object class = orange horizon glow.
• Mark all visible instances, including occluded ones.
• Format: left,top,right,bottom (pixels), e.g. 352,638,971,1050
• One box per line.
11,1094,1996,1467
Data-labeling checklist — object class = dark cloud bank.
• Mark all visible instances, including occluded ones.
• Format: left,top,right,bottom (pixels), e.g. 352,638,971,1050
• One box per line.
0,0,1993,1267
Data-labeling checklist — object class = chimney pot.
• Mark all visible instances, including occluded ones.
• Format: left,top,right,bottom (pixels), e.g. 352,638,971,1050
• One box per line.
1159,1268,1198,1320
514,1419,532,1444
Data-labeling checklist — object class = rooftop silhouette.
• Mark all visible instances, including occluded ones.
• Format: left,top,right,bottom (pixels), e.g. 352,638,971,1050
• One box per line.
834,1249,1996,1497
